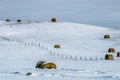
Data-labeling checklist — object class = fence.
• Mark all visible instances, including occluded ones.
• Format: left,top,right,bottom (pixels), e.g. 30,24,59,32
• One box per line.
0,36,48,50
0,35,105,61
49,50,104,61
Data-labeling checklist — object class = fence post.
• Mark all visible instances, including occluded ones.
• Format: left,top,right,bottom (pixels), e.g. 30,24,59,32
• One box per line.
57,53,59,57
41,46,43,49
95,57,97,61
38,43,40,47
75,56,77,60
31,43,33,46
61,54,63,58
25,42,26,46
13,39,15,42
66,55,68,59
19,40,21,43
70,55,72,59
5,38,8,41
90,57,92,61
85,56,87,61
80,56,82,60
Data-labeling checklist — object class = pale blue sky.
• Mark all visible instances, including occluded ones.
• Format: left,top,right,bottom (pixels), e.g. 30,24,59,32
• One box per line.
0,0,120,28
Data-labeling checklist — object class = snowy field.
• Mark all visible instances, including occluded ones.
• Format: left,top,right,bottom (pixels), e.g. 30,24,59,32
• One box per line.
0,21,120,80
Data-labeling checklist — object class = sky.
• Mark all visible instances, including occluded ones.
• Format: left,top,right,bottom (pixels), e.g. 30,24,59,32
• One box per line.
0,0,120,29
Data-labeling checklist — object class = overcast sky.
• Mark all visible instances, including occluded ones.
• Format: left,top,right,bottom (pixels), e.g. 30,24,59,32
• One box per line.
0,0,120,28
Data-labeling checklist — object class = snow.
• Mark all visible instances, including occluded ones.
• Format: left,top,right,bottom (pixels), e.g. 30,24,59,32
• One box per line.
0,21,120,80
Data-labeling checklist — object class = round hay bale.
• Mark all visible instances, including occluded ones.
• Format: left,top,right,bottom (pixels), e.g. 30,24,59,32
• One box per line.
51,18,57,22
117,52,120,57
54,45,60,49
105,54,113,60
35,61,46,69
104,35,110,39
17,19,22,23
6,19,10,22
43,62,57,69
108,48,115,53
26,72,32,76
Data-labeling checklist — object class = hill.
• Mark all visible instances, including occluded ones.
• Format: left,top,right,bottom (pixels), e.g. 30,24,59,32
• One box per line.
0,21,120,80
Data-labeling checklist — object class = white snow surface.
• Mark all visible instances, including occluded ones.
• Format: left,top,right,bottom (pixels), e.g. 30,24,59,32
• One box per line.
0,21,120,80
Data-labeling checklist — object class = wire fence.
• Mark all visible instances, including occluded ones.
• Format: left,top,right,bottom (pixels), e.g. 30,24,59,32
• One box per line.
0,35,105,61
49,50,105,61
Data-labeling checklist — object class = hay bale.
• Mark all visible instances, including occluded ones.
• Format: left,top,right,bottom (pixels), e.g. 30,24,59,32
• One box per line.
6,19,10,22
108,48,115,53
35,61,46,69
26,72,32,76
35,61,57,69
105,54,114,60
54,45,60,49
117,52,120,57
43,62,57,69
51,18,57,22
104,35,110,39
17,19,22,23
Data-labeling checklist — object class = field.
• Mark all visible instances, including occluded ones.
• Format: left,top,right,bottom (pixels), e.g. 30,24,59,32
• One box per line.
0,21,120,80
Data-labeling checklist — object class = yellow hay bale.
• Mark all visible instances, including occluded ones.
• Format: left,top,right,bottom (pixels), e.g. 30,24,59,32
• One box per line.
54,45,60,49
108,48,115,53
6,19,10,22
117,52,120,57
105,54,114,60
17,19,22,23
104,35,110,39
51,18,57,22
43,62,57,69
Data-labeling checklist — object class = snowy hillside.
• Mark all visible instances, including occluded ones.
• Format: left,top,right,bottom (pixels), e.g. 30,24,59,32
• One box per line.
0,21,120,80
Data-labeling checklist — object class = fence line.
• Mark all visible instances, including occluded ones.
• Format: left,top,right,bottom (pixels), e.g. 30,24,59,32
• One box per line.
0,35,105,61
0,36,52,53
49,50,104,61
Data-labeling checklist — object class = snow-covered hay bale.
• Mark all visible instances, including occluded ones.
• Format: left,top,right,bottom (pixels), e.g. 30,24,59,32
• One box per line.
105,54,114,60
35,61,46,69
17,19,22,23
54,45,60,48
43,62,57,69
108,48,115,53
51,18,57,22
35,61,57,69
6,19,10,22
117,52,120,57
104,35,110,39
